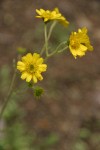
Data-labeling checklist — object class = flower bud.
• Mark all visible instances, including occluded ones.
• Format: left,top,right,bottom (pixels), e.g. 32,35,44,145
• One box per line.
17,47,27,54
34,86,44,98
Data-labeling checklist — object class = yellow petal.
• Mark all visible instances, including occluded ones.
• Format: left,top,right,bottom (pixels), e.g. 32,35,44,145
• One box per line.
22,53,33,63
54,8,59,13
81,27,87,34
33,76,37,83
79,44,87,52
17,66,25,71
36,58,44,64
78,29,82,33
39,64,47,72
44,18,49,22
17,61,25,71
26,53,33,59
40,9,45,13
26,74,32,82
38,74,43,81
77,50,85,57
21,72,28,80
33,53,40,59
69,46,77,57
36,9,41,15
35,72,43,81
87,44,93,51
17,61,24,66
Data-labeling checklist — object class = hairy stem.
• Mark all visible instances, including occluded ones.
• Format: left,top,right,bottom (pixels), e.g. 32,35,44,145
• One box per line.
44,24,49,56
0,68,17,119
47,21,57,41
40,21,57,56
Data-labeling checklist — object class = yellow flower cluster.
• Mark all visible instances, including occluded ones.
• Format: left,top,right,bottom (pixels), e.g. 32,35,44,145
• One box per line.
17,8,93,84
17,53,47,83
69,27,93,58
36,8,69,26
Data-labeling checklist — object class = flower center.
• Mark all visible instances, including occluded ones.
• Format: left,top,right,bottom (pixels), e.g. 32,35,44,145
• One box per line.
27,64,35,73
30,64,34,70
71,39,80,49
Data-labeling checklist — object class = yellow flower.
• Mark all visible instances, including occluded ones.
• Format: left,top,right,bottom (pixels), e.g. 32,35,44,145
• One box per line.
69,27,93,58
17,53,47,83
36,8,69,26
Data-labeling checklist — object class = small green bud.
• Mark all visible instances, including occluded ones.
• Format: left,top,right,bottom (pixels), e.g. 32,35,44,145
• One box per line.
17,47,27,54
28,82,33,88
34,86,44,98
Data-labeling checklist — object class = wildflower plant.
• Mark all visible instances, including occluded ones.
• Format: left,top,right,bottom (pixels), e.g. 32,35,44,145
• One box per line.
0,7,93,118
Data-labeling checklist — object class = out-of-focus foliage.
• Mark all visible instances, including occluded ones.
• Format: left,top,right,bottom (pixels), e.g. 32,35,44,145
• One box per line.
0,65,59,150
73,119,100,150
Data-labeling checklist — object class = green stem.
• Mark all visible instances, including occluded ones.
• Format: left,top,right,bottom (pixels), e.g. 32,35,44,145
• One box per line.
46,41,68,57
55,41,67,51
45,46,68,61
0,68,17,119
47,21,57,41
44,24,49,56
40,21,57,56
40,44,46,56
40,25,48,56
57,46,68,53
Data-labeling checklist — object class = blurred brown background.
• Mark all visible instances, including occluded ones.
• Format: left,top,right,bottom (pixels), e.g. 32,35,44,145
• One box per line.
0,0,100,150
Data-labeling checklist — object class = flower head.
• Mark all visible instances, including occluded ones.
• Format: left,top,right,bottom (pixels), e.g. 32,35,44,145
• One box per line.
17,53,47,83
36,8,69,26
69,27,93,58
